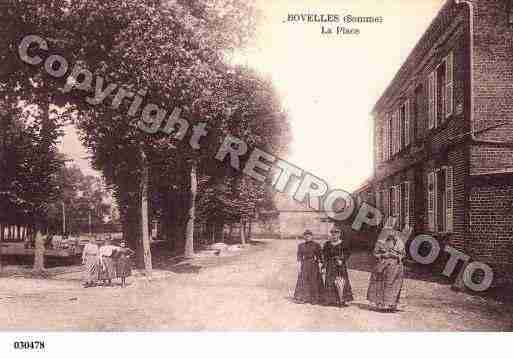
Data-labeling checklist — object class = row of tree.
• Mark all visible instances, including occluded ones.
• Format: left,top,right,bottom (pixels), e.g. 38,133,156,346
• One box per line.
1,0,291,275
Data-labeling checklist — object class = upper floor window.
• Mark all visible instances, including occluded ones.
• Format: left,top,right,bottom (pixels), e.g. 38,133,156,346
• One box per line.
399,100,410,149
413,84,423,142
428,51,453,130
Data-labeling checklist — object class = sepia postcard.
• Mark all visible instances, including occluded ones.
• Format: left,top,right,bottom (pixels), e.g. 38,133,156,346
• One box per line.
1,0,512,356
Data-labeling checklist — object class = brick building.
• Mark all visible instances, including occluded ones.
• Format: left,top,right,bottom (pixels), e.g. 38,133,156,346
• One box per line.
368,0,513,286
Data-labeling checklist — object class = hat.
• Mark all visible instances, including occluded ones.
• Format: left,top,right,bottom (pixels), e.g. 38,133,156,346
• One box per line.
303,230,313,237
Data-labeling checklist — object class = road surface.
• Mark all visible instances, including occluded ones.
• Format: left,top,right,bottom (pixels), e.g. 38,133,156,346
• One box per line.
0,239,511,330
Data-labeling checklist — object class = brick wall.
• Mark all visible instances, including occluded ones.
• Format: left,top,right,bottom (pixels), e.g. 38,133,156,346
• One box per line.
471,0,513,173
471,144,513,174
468,176,513,286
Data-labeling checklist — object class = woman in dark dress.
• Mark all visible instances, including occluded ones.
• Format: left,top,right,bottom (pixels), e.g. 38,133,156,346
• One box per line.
294,230,324,305
115,241,135,287
322,228,354,307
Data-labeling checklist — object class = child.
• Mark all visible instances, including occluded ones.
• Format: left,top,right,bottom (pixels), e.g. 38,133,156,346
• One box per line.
115,241,135,287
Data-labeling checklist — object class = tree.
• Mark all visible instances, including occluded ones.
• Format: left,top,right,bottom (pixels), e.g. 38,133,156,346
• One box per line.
0,95,65,274
1,0,291,267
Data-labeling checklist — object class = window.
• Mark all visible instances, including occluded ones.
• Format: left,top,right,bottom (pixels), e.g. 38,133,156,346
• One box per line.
436,61,446,125
427,166,453,232
383,183,410,230
391,112,397,156
428,51,453,130
414,85,423,142
386,186,396,228
399,100,411,149
386,114,393,160
377,124,383,163
402,181,411,230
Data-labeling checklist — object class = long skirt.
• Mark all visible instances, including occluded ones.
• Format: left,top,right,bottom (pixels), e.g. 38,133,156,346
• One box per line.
323,261,354,305
116,256,132,278
100,257,116,280
294,261,323,304
84,256,99,283
367,259,404,308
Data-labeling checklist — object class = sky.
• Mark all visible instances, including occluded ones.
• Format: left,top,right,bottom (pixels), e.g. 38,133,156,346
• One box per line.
58,0,445,191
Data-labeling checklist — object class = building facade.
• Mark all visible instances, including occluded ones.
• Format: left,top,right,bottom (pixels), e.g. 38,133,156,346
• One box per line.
370,0,513,286
252,192,333,239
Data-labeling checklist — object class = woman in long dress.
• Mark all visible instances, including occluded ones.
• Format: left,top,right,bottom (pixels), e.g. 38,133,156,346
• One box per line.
367,234,406,312
82,237,99,288
322,228,354,307
99,237,118,287
115,241,135,287
294,230,324,305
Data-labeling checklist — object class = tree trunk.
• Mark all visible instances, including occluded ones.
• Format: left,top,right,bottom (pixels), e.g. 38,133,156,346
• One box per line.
228,224,233,243
240,218,246,245
248,220,253,241
210,222,216,244
33,223,45,274
215,222,224,243
140,149,153,277
184,162,197,258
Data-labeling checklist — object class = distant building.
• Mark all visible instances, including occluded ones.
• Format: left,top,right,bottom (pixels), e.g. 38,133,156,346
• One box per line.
253,192,333,239
363,0,513,286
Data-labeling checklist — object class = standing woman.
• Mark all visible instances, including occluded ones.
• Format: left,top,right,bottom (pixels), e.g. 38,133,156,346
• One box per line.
115,241,135,287
367,235,406,312
293,230,324,305
322,228,354,307
99,236,118,287
82,237,99,288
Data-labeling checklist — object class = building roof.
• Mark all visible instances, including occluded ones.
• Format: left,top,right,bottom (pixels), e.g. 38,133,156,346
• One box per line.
372,0,455,115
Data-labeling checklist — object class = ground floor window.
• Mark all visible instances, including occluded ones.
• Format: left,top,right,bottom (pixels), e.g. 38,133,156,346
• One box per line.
380,181,410,230
428,166,453,233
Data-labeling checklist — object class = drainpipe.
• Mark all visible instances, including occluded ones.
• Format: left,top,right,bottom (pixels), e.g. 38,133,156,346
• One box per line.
455,0,476,141
453,1,474,292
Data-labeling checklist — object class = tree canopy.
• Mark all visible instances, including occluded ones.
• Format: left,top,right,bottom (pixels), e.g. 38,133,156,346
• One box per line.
1,0,291,264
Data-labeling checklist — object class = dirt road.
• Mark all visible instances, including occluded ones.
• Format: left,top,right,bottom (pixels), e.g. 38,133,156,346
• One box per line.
1,239,511,331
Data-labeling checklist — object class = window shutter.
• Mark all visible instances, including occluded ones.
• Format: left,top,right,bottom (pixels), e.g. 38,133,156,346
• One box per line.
388,187,393,220
434,169,439,231
394,112,398,154
398,108,404,151
445,166,454,232
383,188,389,219
390,112,395,155
445,52,454,118
396,109,401,153
428,71,437,129
428,171,435,231
396,109,400,152
404,100,411,147
382,190,387,216
376,124,382,163
404,181,410,230
396,184,402,229
390,187,397,229
384,115,390,160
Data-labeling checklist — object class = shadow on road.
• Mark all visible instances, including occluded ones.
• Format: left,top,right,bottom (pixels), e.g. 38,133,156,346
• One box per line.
151,239,269,274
